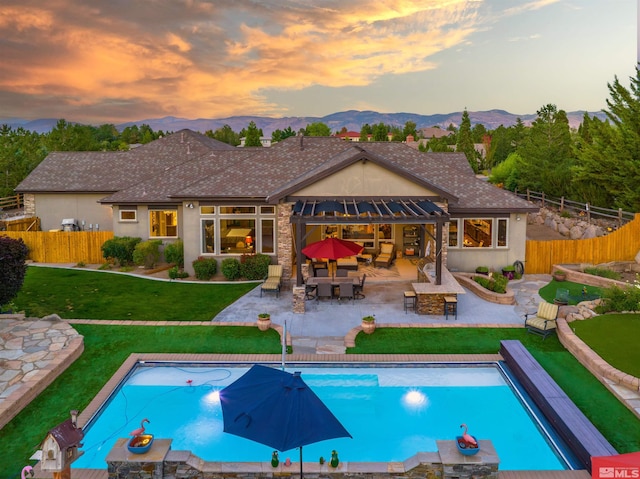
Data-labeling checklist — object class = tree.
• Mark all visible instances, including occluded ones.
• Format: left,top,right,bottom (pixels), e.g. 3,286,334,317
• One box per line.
573,67,640,210
304,122,331,137
359,124,372,142
207,124,240,146
243,121,263,147
0,236,28,309
456,110,479,172
515,104,573,196
271,126,295,143
372,122,389,141
0,125,47,197
403,121,417,140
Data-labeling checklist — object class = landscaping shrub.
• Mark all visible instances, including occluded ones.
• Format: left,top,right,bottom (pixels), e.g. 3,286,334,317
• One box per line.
101,236,141,266
168,266,189,280
133,239,162,269
221,258,241,280
584,266,622,280
596,284,640,313
164,239,184,268
473,272,508,294
0,236,28,309
240,253,271,280
192,256,217,280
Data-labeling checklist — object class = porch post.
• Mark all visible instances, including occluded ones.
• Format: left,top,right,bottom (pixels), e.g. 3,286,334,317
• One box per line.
435,218,443,285
295,219,305,286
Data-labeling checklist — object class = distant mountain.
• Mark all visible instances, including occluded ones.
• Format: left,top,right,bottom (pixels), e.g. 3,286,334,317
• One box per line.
2,109,606,135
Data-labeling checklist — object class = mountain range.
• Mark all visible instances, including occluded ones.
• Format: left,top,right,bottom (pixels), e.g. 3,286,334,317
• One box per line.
3,109,607,135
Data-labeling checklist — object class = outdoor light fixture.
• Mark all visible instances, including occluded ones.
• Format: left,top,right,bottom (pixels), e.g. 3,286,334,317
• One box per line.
186,203,194,209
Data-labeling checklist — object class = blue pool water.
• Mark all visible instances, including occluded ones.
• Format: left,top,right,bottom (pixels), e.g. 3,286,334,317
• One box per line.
74,363,574,471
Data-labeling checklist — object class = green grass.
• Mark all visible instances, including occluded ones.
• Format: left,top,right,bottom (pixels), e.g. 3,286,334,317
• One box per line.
14,266,257,320
1,324,282,479
349,328,640,455
539,279,602,305
571,314,640,377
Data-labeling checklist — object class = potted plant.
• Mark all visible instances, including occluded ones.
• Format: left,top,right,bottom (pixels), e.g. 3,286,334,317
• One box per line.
475,266,489,275
502,264,515,280
361,315,376,334
553,269,567,282
257,313,271,331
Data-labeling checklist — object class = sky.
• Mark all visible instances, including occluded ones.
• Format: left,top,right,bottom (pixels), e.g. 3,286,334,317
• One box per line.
0,0,637,125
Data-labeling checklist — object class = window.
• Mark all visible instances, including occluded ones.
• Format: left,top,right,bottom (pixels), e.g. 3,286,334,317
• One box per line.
220,206,256,214
200,206,215,215
201,219,215,254
260,219,275,253
119,209,137,222
260,206,275,215
342,224,375,248
377,224,393,240
463,219,492,248
497,218,508,247
220,219,255,254
448,219,459,247
149,209,178,237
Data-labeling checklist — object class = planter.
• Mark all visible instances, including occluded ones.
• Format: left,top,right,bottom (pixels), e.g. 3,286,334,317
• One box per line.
127,434,154,454
553,273,567,282
361,320,376,334
257,315,271,331
455,436,479,456
502,269,515,280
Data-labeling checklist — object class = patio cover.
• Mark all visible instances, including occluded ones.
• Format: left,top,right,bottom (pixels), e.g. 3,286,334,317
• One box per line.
291,197,450,286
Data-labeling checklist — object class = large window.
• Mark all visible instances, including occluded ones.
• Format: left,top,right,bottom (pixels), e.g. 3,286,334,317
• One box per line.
463,219,492,248
342,224,375,248
261,219,275,253
149,209,177,237
202,219,215,253
497,218,508,247
448,219,459,247
220,219,255,254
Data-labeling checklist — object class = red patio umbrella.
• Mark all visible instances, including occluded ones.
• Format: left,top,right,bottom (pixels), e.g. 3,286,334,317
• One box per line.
301,237,364,260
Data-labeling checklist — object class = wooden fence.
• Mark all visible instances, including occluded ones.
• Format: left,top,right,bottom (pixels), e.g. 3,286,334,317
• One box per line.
524,213,640,274
0,194,23,211
2,231,114,264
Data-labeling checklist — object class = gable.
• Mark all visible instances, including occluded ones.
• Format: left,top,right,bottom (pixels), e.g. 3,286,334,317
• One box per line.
291,161,439,197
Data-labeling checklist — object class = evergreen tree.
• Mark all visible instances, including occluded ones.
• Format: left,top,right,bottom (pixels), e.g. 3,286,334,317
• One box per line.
372,122,388,141
402,121,417,140
515,104,573,196
271,126,295,143
207,124,240,146
243,121,263,147
359,124,372,142
456,110,478,172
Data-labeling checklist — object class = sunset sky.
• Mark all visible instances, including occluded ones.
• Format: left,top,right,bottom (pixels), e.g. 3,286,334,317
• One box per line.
0,0,636,125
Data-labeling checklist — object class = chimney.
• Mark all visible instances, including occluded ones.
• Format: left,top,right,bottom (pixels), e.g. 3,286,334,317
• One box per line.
406,134,414,142
298,131,304,150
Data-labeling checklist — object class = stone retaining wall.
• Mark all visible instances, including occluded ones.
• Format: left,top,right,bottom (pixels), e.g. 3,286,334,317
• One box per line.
528,207,615,239
452,273,516,305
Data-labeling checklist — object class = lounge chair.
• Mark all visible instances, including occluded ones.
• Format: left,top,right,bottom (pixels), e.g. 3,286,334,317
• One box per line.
336,256,358,270
260,264,283,298
374,243,396,268
524,301,559,339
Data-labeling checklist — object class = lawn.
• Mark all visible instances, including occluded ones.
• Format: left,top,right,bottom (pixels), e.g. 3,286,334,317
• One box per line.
539,279,602,305
14,266,257,320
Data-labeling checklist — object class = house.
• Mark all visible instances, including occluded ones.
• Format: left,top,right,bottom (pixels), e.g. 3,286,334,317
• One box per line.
17,129,537,282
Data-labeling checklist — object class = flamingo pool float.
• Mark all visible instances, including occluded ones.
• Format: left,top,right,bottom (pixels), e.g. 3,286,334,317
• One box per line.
21,466,34,479
129,418,150,437
460,424,478,448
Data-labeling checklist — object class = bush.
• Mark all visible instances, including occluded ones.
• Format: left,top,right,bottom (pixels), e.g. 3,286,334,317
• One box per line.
221,258,241,280
0,236,28,308
164,239,184,268
133,240,162,269
240,254,272,280
473,272,508,294
168,266,189,280
101,236,141,266
596,284,640,313
475,266,489,275
192,256,217,280
584,266,622,280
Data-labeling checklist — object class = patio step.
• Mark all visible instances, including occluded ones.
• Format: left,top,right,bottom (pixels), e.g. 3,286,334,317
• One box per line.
291,336,346,354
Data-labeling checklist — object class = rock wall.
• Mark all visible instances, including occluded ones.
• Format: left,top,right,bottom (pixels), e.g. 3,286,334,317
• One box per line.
528,207,616,240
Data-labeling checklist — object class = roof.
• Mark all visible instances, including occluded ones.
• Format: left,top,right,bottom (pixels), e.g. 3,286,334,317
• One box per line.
43,418,84,449
18,129,537,214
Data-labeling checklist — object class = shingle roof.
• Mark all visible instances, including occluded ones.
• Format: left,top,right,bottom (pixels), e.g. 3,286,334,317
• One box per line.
18,130,536,213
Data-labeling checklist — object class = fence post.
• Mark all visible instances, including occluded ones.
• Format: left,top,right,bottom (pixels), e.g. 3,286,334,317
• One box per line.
560,196,564,212
541,192,545,208
586,203,591,223
526,189,530,202
618,208,623,228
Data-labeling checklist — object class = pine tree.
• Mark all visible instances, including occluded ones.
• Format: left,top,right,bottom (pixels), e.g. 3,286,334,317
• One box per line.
456,110,478,172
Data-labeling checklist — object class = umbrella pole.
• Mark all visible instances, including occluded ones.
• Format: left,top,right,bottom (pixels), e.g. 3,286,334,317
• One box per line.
299,446,304,479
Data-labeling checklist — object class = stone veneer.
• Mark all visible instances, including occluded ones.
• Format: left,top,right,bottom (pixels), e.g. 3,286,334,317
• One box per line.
416,292,449,315
106,438,499,479
276,203,293,285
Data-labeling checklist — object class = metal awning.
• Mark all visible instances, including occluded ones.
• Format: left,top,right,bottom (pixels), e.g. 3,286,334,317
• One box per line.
291,198,448,223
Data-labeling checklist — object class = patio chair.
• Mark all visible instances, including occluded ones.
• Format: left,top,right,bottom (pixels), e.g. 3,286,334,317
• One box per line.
353,274,366,299
337,281,354,302
316,282,333,302
524,301,559,339
315,268,329,277
374,243,395,268
335,268,348,277
260,264,283,298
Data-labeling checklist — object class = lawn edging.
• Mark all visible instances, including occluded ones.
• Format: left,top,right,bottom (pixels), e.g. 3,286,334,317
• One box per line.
557,317,640,419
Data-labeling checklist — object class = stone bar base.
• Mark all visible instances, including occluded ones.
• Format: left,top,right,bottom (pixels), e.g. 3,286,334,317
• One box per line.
106,438,499,479
416,292,450,315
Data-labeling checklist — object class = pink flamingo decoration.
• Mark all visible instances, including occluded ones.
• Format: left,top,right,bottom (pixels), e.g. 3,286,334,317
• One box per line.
21,466,34,479
460,423,478,448
129,418,150,437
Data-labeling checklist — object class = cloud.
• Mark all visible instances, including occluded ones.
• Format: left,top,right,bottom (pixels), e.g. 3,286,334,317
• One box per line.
0,0,561,122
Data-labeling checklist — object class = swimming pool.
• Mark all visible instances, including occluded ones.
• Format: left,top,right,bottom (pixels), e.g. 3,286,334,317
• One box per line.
73,362,578,471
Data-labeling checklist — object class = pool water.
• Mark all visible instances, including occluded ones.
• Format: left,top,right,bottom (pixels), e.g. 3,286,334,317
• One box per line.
74,363,573,470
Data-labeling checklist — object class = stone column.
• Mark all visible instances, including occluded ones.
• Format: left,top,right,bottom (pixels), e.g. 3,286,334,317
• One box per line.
292,285,306,313
276,203,293,284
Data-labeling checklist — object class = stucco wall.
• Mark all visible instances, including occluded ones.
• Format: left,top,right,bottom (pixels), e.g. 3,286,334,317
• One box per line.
34,193,113,231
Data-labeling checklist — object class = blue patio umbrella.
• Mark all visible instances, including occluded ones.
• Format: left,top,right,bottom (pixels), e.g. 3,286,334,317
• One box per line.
219,364,351,478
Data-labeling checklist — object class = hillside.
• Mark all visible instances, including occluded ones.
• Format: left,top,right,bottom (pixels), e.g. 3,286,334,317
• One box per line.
3,109,606,135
